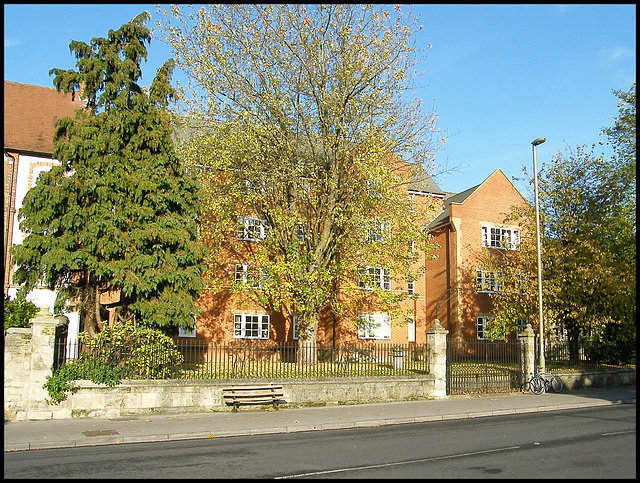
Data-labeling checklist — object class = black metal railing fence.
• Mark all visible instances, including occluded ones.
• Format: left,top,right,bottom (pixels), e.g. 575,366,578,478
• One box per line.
543,338,601,370
446,338,522,394
54,339,430,379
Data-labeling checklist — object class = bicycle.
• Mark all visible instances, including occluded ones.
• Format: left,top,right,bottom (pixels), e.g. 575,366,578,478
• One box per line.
522,374,545,394
528,370,563,395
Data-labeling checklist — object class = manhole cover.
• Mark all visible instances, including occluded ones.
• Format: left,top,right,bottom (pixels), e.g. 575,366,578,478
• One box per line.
82,429,120,437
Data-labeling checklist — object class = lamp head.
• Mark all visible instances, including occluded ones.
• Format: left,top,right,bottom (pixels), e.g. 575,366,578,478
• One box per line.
532,137,546,146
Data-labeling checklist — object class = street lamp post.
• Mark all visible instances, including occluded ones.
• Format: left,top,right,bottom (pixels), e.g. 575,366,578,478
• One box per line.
531,137,546,373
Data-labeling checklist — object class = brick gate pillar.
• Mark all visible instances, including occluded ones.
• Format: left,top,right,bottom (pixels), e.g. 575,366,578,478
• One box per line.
426,319,449,398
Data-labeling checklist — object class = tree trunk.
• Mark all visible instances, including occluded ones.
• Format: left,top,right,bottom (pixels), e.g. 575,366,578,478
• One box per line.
80,274,103,338
82,285,98,338
296,315,319,365
94,284,104,332
567,324,581,366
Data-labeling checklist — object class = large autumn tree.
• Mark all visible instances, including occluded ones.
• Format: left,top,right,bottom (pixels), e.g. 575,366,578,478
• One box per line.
12,12,206,337
538,83,636,364
157,4,445,359
484,83,635,364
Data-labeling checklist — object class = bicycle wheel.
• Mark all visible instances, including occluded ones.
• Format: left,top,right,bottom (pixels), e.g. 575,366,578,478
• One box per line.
550,375,563,393
530,376,545,395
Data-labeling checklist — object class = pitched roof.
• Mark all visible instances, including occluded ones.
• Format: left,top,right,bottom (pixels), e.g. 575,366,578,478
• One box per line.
427,183,481,229
4,81,86,156
407,163,446,195
427,169,521,230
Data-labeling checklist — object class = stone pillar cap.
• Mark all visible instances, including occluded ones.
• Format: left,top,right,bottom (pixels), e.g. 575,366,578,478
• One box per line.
519,323,535,336
426,319,449,334
30,305,69,326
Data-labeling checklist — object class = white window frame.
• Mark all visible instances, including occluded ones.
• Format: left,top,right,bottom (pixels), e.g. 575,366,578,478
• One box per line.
365,220,390,243
481,225,520,250
476,315,494,340
407,279,415,295
292,315,298,340
178,313,197,338
233,314,270,339
357,314,392,340
475,269,504,293
366,179,384,198
241,178,268,194
515,272,528,295
552,323,569,341
235,263,269,289
236,216,268,241
358,266,391,291
407,317,416,342
295,223,306,243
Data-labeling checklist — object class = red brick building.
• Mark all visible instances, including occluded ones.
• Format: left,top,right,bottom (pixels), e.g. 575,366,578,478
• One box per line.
5,81,531,346
189,168,530,346
424,169,530,341
190,163,448,346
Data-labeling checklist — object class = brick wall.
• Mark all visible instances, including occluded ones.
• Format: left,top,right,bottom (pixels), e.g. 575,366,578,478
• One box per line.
425,170,530,339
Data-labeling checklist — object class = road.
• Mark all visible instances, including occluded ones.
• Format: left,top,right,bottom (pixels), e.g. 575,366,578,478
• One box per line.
4,404,635,479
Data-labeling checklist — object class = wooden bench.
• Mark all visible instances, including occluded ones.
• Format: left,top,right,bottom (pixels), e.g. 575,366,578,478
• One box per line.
222,385,286,412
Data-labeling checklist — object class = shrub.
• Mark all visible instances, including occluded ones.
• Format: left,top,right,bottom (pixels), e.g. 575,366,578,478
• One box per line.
585,322,636,365
4,293,38,330
44,321,184,404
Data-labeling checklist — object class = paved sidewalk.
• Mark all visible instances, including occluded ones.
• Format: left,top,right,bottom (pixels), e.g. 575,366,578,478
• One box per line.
4,386,635,452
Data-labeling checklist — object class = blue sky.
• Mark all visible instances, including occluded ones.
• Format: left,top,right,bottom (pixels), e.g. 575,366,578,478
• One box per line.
4,4,636,198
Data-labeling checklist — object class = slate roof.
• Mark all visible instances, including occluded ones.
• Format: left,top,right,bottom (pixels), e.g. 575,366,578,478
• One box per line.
427,183,482,230
407,163,447,196
427,168,525,230
4,81,86,156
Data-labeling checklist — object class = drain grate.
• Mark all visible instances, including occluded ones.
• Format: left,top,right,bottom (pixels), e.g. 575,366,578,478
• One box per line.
82,429,120,437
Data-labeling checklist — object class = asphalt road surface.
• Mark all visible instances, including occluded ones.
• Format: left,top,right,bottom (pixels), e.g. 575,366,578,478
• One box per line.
4,404,635,479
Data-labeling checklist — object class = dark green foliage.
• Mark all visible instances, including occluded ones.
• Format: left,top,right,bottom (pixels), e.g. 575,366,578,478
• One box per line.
12,12,206,336
3,293,38,330
585,322,636,366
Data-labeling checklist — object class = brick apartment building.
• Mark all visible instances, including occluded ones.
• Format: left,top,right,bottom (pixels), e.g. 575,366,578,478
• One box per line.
5,80,532,346
189,167,529,346
424,169,530,341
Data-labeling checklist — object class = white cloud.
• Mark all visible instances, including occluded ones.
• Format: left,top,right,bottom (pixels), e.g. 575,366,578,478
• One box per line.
4,39,21,48
598,47,635,64
551,4,578,16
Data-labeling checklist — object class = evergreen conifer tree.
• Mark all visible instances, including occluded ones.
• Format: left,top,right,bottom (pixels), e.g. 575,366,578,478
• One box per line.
12,12,205,336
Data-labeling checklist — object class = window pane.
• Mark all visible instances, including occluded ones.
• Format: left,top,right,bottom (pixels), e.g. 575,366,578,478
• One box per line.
477,317,485,339
357,314,391,339
408,318,416,342
235,264,245,283
381,316,392,339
